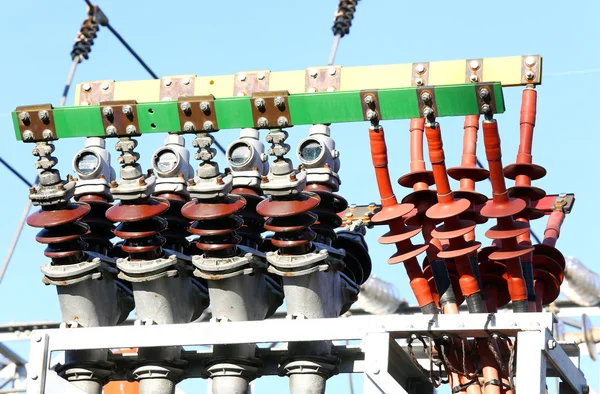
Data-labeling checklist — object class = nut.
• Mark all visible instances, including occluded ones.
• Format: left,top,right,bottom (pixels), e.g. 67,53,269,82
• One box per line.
163,78,173,87
309,69,318,78
257,71,266,80
364,95,374,105
469,60,480,70
125,125,137,135
421,92,432,102
183,121,196,132
82,83,92,91
38,110,49,122
277,116,289,127
257,117,269,128
106,125,117,136
526,71,535,80
18,112,30,123
415,64,426,74
122,105,133,116
415,77,424,86
366,110,378,121
274,96,285,109
42,129,53,140
479,88,490,99
180,102,191,113
23,130,34,141
101,82,110,91
237,73,247,82
525,56,537,67
254,98,266,110
182,77,191,85
328,67,337,76
102,106,114,117
470,74,479,82
199,101,211,112
203,121,215,131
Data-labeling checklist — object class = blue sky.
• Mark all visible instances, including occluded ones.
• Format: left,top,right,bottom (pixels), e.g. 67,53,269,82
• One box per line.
1,0,599,392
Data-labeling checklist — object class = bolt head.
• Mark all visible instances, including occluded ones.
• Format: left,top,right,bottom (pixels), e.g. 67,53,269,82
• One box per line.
326,86,336,92
101,82,110,91
364,95,374,105
415,64,426,74
307,87,317,93
257,71,266,80
106,125,117,136
481,104,491,113
102,106,114,117
415,77,424,86
470,60,481,70
42,129,53,140
470,74,479,82
164,78,173,87
421,92,432,102
182,77,191,85
526,71,535,80
122,105,133,116
558,192,567,198
180,101,191,112
19,112,30,122
277,116,289,127
125,125,137,135
479,88,490,98
525,56,537,67
203,121,214,131
199,101,210,112
83,83,92,91
309,69,318,78
423,107,434,118
366,109,378,121
328,67,337,76
254,98,266,109
547,339,557,349
237,73,247,82
183,121,196,132
38,110,49,121
274,96,285,108
257,117,269,128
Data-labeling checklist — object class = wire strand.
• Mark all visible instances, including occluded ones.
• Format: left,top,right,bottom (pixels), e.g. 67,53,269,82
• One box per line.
0,158,33,188
106,24,158,79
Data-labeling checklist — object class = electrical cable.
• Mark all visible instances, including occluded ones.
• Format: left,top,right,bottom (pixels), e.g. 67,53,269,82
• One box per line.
0,158,33,188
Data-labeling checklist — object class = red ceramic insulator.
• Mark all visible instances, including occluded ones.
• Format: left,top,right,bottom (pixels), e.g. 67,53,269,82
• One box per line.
29,202,90,265
368,125,433,309
106,197,169,261
424,122,484,299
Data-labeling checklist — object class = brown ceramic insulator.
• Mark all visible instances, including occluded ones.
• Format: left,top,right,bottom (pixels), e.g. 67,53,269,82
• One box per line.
533,269,561,311
182,194,246,258
29,202,90,265
154,193,191,253
478,247,511,310
256,192,320,256
106,197,169,261
232,187,266,250
368,125,435,309
304,184,348,246
76,194,115,255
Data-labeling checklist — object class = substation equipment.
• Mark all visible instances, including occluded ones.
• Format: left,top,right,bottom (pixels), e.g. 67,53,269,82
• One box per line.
10,54,586,394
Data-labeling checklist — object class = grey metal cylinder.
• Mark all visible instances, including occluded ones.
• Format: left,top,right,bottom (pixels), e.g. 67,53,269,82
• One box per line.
211,376,250,394
289,374,327,394
139,378,176,394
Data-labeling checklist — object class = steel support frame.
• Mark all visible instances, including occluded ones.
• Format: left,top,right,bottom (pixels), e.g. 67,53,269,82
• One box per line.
23,313,586,394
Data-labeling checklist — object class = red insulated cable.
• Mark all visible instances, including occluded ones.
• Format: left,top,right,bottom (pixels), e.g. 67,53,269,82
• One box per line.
368,125,435,309
459,115,479,192
425,124,453,203
543,210,565,248
516,88,537,168
482,124,510,206
369,125,398,207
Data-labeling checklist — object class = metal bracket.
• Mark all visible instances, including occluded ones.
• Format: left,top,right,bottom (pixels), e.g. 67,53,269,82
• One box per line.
411,62,430,86
234,70,270,97
532,193,576,214
250,90,291,129
79,80,115,105
360,90,380,121
466,58,484,83
15,104,57,142
305,66,342,92
475,83,497,115
160,75,195,101
100,100,141,137
177,95,219,133
522,55,542,85
339,203,381,227
416,87,437,118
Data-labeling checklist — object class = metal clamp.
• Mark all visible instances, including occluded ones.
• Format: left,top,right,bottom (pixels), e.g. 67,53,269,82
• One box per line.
177,95,219,133
417,87,437,119
475,83,497,116
305,66,342,92
100,100,141,137
466,58,484,83
412,62,430,86
250,91,291,129
360,90,380,122
522,55,542,85
160,75,195,101
15,104,57,142
234,70,270,97
79,80,115,106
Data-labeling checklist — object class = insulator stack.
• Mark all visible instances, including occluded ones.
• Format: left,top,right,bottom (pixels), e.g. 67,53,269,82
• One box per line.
504,87,546,308
105,138,169,261
75,195,115,256
27,141,90,266
182,133,246,259
331,0,360,38
480,119,533,312
368,123,436,313
424,119,486,313
71,8,99,61
257,130,320,256
398,118,438,226
448,115,489,226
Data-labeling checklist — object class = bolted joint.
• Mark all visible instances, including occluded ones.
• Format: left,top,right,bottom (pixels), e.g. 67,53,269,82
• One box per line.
106,125,117,136
420,92,432,103
479,88,490,99
125,125,137,135
257,117,269,128
38,110,49,122
254,98,266,110
19,111,30,123
274,96,286,109
277,116,289,127
180,101,192,114
183,121,196,132
23,130,34,141
122,105,133,117
203,121,215,131
199,101,211,113
102,106,114,117
366,109,378,121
